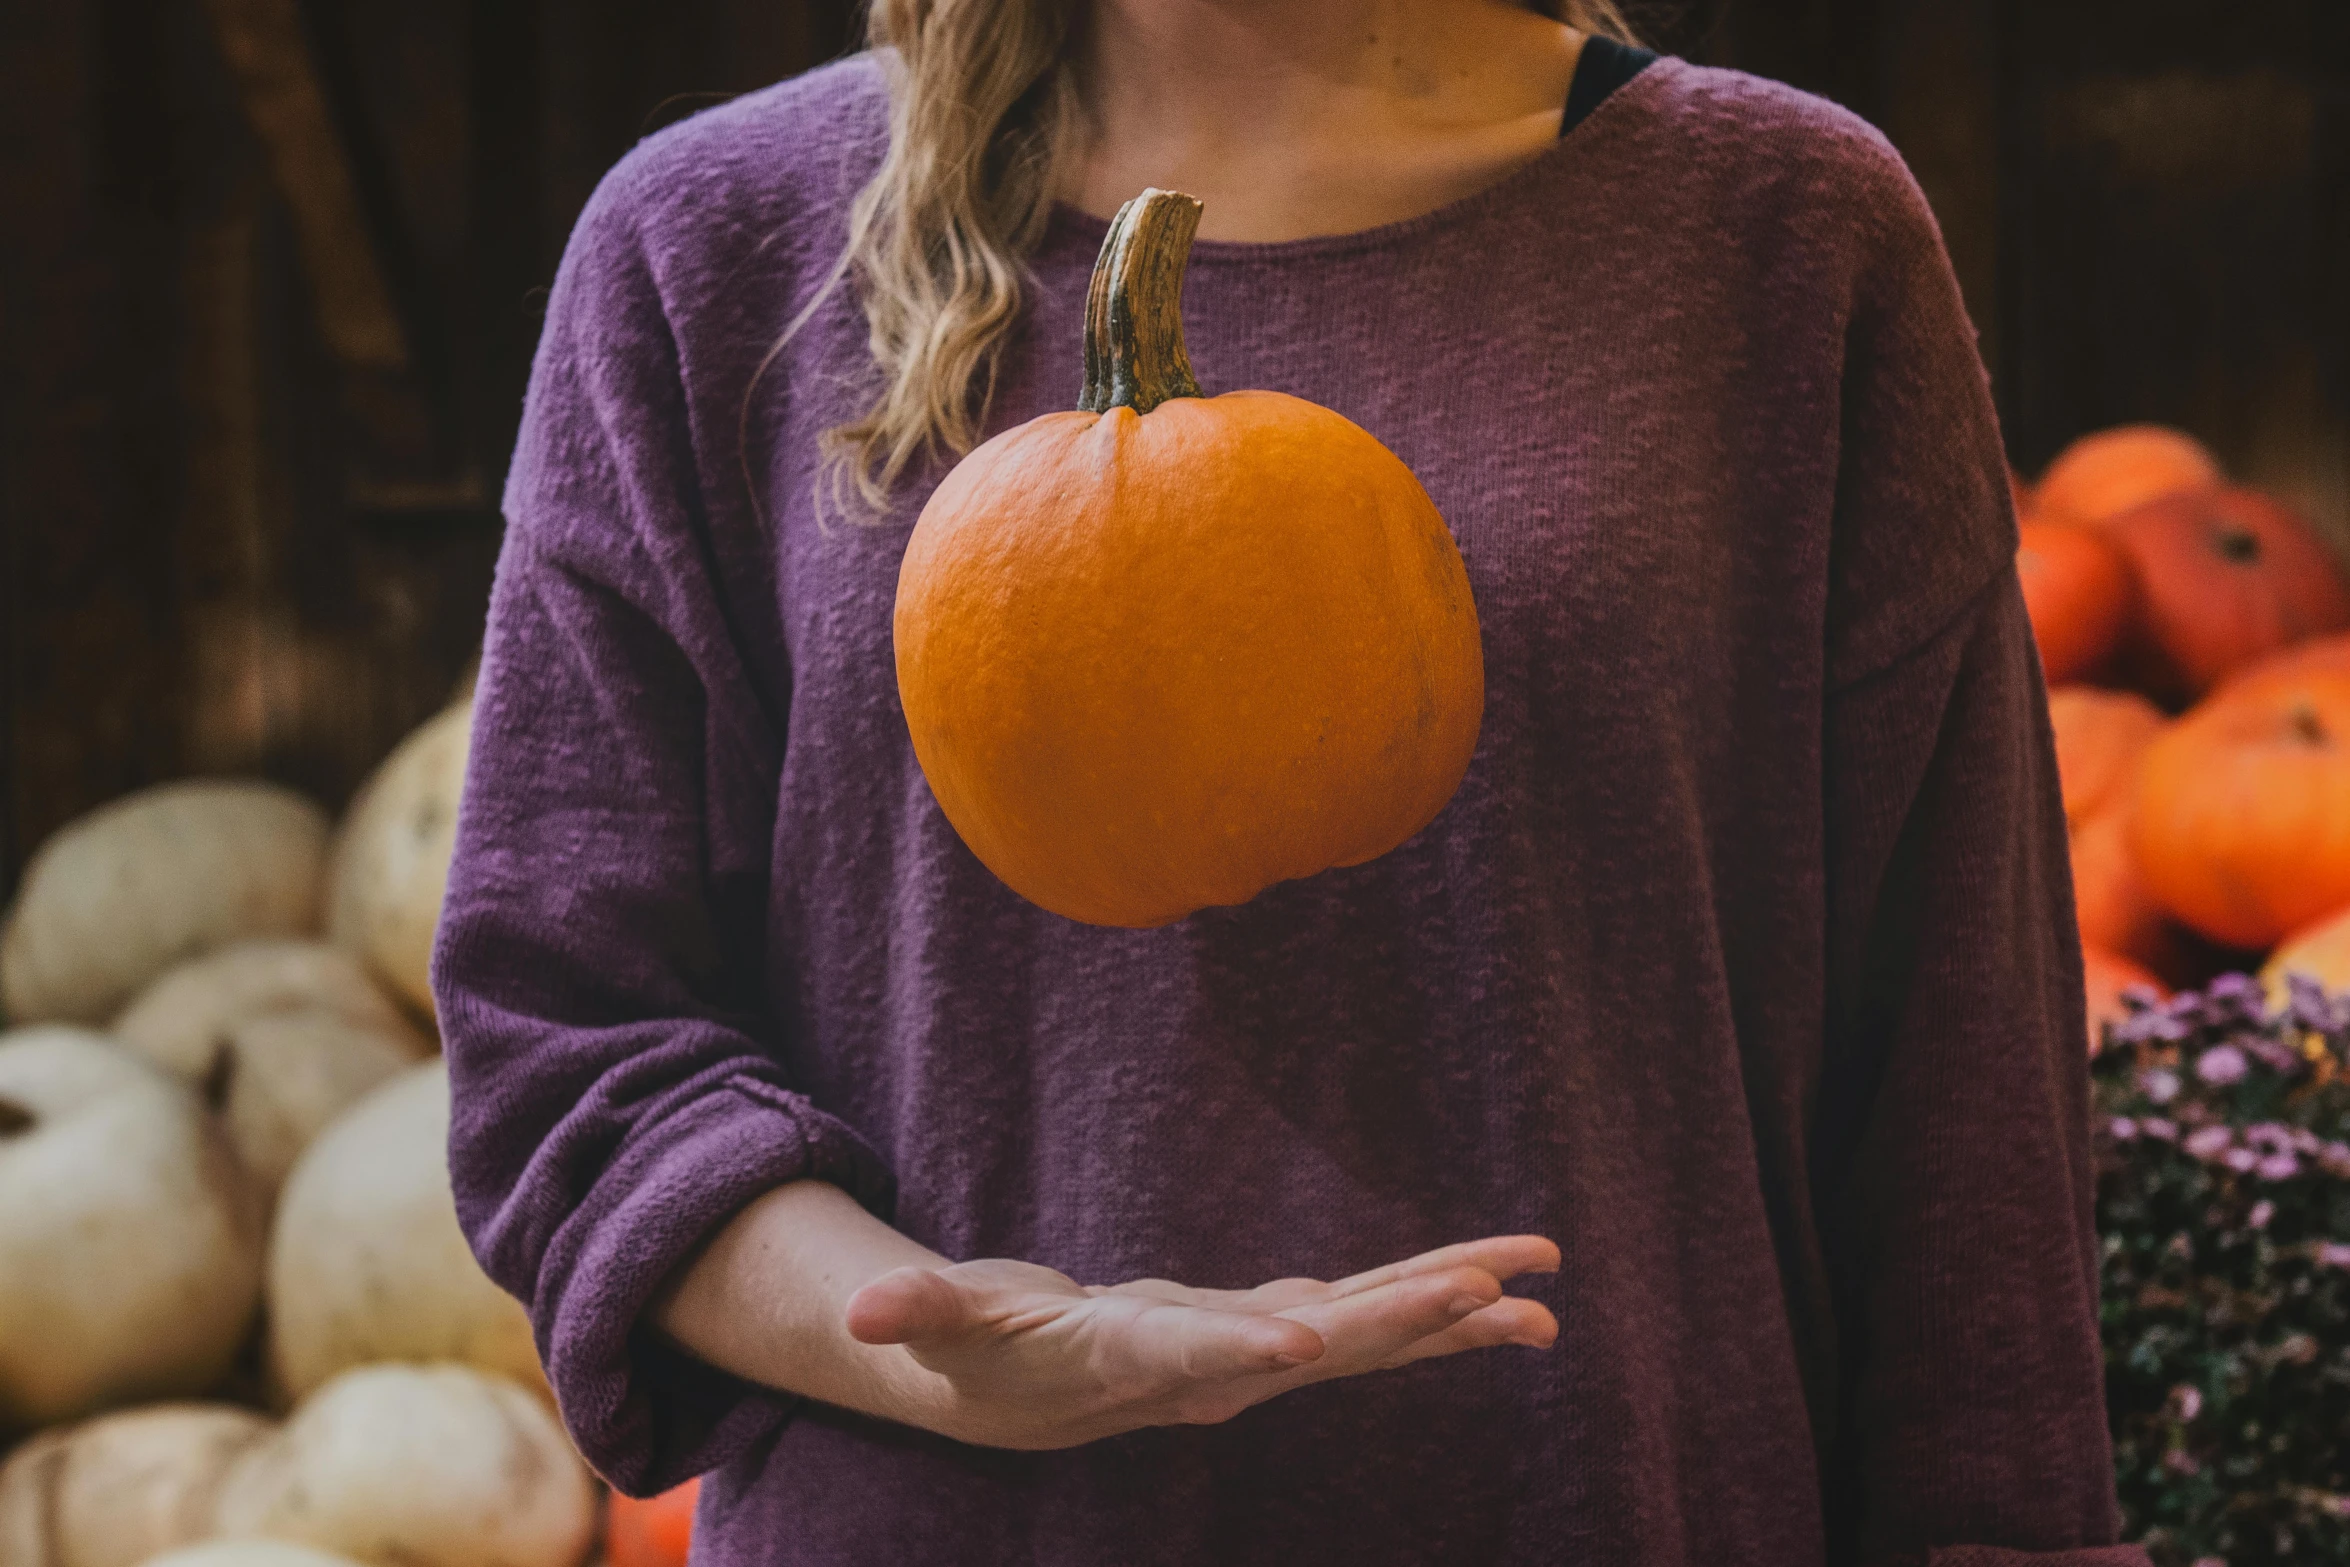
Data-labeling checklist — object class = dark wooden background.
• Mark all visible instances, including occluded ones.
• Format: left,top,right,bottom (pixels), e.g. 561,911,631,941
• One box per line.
2,0,2346,891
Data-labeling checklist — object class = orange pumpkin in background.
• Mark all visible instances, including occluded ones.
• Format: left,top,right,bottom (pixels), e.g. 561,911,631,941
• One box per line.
2017,524,2137,684
894,190,1484,928
2109,487,2350,702
2132,668,2350,950
609,1479,701,1567
2048,686,2166,829
2212,629,2350,703
2071,806,2194,981
2033,424,2223,529
2082,944,2166,1054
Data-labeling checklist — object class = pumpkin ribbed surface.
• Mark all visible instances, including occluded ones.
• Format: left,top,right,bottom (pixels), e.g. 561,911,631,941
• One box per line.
2016,523,2136,684
2049,685,2166,830
897,392,1481,928
2071,806,2186,979
2111,486,2350,701
2132,668,2350,950
2033,423,2221,529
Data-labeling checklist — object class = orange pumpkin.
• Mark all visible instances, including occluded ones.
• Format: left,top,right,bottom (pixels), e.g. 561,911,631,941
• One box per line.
2132,668,2350,950
2213,630,2350,704
2071,806,2191,979
2016,523,2136,684
894,190,1484,927
2082,944,2165,1055
2033,424,2222,529
2048,686,2165,829
609,1479,700,1567
2110,487,2350,701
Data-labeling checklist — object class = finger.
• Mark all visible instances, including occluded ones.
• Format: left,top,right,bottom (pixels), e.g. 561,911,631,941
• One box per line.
1101,1276,1326,1312
1111,1298,1328,1382
1371,1297,1558,1370
1093,1277,1204,1305
1325,1236,1560,1300
1274,1265,1503,1375
845,1266,973,1346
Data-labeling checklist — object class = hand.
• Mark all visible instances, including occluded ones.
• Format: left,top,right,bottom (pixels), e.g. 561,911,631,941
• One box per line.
844,1235,1560,1450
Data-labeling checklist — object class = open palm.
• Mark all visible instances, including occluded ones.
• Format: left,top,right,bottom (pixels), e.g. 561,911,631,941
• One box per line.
846,1235,1560,1450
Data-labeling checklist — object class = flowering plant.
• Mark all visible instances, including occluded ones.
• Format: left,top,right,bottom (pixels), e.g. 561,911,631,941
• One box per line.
2095,973,2350,1566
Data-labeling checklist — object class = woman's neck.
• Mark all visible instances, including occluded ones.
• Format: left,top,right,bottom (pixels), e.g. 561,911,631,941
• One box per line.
1065,0,1587,243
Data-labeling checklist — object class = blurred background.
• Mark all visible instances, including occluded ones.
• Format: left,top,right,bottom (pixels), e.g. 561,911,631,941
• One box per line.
1,0,2344,887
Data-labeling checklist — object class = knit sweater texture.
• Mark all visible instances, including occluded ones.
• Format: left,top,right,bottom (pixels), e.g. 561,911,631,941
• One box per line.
436,50,2147,1567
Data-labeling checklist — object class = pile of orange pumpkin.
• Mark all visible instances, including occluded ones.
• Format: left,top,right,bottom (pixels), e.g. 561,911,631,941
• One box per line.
2015,425,2350,1046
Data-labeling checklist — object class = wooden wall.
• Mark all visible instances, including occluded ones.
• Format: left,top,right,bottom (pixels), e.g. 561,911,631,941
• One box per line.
1,0,2345,890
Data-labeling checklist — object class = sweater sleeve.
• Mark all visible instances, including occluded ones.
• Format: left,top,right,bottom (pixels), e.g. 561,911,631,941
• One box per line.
431,163,895,1496
1813,130,2142,1567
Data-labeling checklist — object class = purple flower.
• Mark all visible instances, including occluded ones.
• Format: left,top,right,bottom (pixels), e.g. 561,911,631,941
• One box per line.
2224,1147,2261,1173
2168,1383,2204,1421
2247,1121,2296,1152
2245,1035,2308,1075
2286,972,2350,1034
2141,1068,2182,1105
2109,1117,2139,1141
2259,1152,2302,1181
2318,1242,2350,1269
2185,1125,2235,1160
2199,977,2270,1034
2117,1009,2192,1046
2142,1117,2179,1142
2322,1142,2350,1178
2251,1200,2276,1229
2196,1044,2249,1085
2292,1127,2322,1154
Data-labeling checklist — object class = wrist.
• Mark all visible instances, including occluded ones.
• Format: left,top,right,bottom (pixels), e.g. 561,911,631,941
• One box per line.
855,1339,970,1437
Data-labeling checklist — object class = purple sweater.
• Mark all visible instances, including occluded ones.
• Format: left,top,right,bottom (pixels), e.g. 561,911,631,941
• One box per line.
436,51,2146,1567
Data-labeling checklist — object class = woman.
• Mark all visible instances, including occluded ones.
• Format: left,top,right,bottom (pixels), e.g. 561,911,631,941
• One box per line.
438,0,2142,1562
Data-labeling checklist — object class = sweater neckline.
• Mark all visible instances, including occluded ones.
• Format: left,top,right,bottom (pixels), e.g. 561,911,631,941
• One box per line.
1040,52,1681,268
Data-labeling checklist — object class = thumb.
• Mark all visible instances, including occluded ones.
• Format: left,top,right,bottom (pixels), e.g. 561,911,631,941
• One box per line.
846,1265,973,1346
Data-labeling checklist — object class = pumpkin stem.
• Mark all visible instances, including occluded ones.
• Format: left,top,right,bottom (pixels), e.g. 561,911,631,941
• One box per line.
2219,528,2262,565
1079,188,1205,416
2290,701,2329,747
0,1096,31,1138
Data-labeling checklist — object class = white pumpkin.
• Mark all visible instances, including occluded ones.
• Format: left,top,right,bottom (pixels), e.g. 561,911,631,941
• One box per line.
144,1542,368,1567
0,1029,264,1428
327,702,470,1020
213,1363,594,1567
0,1402,272,1567
0,781,331,1024
115,942,434,1193
115,939,432,1063
268,1062,544,1400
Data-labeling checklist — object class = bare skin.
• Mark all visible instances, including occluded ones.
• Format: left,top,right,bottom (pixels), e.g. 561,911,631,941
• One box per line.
655,1183,1559,1449
1067,0,1589,242
650,0,1573,1450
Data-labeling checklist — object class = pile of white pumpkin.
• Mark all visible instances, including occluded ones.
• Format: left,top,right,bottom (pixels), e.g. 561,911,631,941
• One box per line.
0,699,597,1567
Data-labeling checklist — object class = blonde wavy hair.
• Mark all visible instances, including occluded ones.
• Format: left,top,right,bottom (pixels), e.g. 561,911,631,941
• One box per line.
815,0,1646,511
